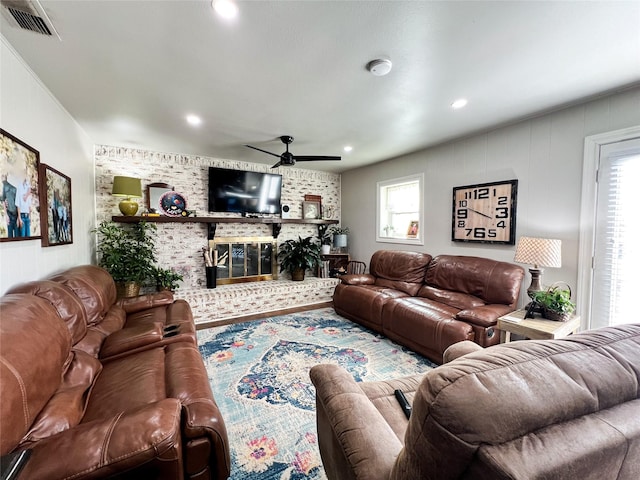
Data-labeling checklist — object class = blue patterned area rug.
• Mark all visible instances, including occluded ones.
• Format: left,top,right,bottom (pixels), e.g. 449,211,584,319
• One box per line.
197,307,436,479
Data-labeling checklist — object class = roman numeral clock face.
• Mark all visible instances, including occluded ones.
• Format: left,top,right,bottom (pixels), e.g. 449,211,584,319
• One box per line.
452,180,518,244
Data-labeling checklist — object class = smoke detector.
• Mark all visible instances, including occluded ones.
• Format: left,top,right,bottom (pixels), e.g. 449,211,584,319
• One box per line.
1,0,60,39
366,58,392,76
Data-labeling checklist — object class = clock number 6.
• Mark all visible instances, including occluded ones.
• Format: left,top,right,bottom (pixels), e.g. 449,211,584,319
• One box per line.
465,227,497,239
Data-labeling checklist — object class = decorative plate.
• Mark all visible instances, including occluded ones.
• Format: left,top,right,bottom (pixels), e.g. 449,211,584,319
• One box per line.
159,191,187,216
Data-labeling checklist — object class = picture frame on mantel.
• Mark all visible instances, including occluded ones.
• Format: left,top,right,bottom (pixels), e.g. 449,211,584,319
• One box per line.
0,128,42,242
302,200,321,219
147,182,173,215
39,163,73,247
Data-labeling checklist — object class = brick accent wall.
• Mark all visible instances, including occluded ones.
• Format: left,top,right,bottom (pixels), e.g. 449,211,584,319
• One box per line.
94,145,341,290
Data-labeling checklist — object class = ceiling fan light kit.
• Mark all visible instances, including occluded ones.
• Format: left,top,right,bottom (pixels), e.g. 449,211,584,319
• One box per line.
245,135,341,169
367,58,392,76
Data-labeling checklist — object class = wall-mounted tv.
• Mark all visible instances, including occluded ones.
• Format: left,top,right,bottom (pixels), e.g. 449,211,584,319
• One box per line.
208,167,283,215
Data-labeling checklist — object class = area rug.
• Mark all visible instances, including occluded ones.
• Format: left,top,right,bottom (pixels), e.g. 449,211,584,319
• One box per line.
197,307,436,480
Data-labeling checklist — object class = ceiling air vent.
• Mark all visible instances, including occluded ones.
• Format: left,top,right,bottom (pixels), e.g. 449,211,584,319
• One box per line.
1,0,60,39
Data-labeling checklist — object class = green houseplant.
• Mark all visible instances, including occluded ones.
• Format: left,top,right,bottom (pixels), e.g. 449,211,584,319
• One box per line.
531,285,576,321
153,266,184,292
93,220,157,297
278,235,321,281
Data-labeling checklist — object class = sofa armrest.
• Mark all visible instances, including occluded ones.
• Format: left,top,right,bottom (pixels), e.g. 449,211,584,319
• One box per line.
310,364,403,480
338,273,376,286
117,290,174,313
165,342,231,479
99,321,165,359
443,341,483,363
20,398,183,480
456,304,514,328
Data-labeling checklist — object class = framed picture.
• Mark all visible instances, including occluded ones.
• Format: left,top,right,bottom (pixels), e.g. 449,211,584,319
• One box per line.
407,220,419,238
39,164,73,247
451,179,518,244
0,129,41,242
147,182,173,214
302,200,321,219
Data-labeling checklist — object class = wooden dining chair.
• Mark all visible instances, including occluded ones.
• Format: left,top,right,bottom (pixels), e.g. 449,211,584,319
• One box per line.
345,261,366,275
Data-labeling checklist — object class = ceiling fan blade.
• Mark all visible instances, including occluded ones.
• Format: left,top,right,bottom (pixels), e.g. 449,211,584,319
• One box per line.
293,155,341,162
271,160,283,169
244,144,281,158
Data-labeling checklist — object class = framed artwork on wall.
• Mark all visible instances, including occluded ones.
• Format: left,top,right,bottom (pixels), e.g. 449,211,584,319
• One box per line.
0,128,42,242
39,164,73,247
451,179,518,245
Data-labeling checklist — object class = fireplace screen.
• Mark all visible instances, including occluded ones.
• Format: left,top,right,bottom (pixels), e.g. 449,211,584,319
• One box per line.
210,236,277,285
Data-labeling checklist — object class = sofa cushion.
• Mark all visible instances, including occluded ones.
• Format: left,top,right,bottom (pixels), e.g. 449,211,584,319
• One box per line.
425,255,524,306
370,250,432,296
417,285,485,310
6,280,88,345
0,294,71,455
48,265,117,326
333,283,409,329
381,297,474,363
19,350,102,447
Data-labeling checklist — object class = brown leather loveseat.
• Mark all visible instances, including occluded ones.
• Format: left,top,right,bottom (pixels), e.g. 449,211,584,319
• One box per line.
0,265,230,480
333,250,525,363
311,323,640,479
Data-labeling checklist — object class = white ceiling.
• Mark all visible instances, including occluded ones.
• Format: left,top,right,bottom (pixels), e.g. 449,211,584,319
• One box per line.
2,1,639,172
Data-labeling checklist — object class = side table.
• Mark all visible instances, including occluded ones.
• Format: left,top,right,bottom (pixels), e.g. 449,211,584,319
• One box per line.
497,309,581,343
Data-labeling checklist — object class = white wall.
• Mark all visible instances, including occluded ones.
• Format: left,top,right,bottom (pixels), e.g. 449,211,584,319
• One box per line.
0,37,94,294
341,86,640,307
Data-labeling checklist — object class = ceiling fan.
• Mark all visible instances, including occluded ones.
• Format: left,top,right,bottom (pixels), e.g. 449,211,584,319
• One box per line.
244,135,341,169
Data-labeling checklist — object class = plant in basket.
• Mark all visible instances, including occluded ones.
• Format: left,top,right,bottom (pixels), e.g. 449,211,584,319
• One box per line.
531,284,576,321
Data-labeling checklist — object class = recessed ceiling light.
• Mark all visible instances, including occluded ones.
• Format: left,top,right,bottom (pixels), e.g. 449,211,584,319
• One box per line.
451,98,468,109
343,146,353,153
186,114,202,126
212,0,238,19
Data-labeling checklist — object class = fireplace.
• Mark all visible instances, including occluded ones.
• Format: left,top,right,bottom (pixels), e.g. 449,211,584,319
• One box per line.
209,236,277,285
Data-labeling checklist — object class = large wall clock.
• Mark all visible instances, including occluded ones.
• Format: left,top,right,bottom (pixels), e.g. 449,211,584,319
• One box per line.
452,179,518,244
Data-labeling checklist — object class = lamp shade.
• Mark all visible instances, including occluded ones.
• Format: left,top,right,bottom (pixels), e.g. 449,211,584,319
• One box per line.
514,236,562,268
112,176,142,198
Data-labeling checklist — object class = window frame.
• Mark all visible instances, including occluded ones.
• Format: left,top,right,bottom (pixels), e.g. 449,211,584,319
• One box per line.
376,173,424,246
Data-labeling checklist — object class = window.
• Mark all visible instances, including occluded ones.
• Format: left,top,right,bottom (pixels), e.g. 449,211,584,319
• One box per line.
377,174,424,245
579,127,640,329
590,142,640,328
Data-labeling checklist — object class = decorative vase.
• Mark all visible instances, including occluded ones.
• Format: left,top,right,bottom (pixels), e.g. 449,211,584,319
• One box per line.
334,234,347,248
321,244,331,255
291,268,305,281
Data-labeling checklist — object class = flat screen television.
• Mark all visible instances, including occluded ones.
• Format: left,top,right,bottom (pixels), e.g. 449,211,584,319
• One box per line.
208,167,282,214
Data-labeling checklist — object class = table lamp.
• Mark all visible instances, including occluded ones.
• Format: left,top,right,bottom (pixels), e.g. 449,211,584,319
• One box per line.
112,176,142,216
514,236,562,299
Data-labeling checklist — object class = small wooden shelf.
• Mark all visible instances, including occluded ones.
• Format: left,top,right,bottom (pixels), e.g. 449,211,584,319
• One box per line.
112,215,339,239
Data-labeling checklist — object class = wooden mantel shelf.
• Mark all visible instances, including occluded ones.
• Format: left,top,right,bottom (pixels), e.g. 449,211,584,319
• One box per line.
112,215,338,225
112,215,339,239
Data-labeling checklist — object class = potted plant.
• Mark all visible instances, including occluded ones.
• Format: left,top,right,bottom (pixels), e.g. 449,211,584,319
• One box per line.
329,225,349,250
278,235,321,281
93,220,157,297
153,266,184,292
531,284,576,322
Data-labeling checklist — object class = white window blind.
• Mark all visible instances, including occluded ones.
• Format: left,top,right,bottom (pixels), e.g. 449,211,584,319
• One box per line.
591,147,640,328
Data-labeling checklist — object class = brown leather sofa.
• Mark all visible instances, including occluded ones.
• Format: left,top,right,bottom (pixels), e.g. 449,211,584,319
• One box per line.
310,323,640,480
0,265,230,480
333,250,524,363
